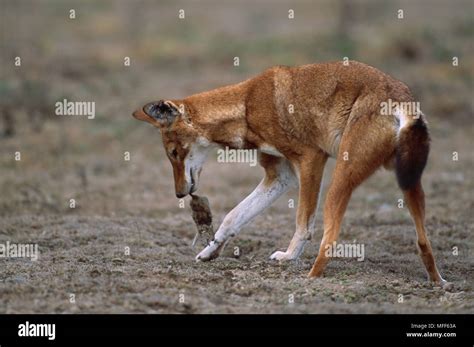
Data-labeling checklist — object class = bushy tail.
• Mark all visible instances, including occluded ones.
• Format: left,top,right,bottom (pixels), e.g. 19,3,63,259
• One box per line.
395,115,430,191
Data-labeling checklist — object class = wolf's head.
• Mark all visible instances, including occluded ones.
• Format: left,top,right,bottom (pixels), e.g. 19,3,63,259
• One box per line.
133,100,212,198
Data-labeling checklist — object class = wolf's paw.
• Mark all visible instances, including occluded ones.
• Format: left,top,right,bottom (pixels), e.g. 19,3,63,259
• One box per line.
196,240,223,262
269,250,295,261
434,278,454,291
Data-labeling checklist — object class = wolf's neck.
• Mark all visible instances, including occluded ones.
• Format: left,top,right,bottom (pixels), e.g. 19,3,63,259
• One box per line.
182,80,251,148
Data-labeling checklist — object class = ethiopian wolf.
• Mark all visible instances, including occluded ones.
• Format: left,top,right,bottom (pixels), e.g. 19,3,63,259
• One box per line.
133,61,445,283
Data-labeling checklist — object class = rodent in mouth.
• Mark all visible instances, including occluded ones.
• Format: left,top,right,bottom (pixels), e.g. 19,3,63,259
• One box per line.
189,194,214,247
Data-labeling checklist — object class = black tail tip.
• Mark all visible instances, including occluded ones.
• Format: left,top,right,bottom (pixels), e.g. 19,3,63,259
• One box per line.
395,118,430,190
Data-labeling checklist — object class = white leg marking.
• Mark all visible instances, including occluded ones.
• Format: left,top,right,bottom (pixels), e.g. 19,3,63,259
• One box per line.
269,213,316,261
196,160,296,261
270,166,324,261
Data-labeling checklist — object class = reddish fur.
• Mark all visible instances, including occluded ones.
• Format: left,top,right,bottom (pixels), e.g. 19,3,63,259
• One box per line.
133,61,444,283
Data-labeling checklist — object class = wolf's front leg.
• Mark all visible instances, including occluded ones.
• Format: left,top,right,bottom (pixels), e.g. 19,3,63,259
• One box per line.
270,151,328,261
196,156,296,261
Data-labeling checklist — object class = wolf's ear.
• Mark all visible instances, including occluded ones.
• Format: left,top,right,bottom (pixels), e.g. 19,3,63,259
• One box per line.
143,100,181,127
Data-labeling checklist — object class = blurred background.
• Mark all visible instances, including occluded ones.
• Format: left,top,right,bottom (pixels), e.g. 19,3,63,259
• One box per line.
0,0,472,217
0,0,472,313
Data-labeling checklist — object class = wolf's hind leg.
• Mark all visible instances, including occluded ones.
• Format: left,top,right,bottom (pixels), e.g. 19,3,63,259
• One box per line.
308,116,394,277
403,183,445,283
